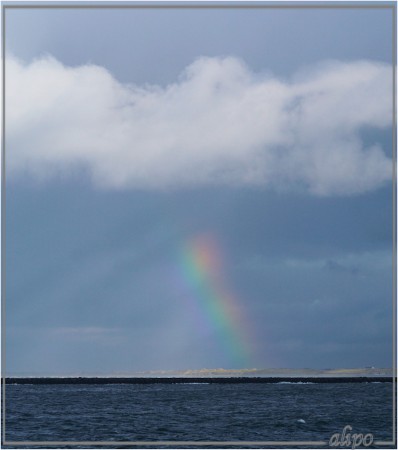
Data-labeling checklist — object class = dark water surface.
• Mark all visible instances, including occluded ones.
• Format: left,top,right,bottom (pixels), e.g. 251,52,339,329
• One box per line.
4,382,394,447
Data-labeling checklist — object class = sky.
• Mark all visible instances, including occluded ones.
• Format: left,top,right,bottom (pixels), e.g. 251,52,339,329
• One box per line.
4,4,394,375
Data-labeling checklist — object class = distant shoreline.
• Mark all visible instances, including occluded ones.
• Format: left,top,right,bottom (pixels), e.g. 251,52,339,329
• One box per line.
5,376,394,384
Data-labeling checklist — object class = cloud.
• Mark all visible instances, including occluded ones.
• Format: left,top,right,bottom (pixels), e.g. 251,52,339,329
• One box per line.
238,249,391,278
324,259,359,276
7,55,392,195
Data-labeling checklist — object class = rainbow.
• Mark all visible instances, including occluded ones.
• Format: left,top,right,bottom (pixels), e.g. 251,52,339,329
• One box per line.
177,233,254,368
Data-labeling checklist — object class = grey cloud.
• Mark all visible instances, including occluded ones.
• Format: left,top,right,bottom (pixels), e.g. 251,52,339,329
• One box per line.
324,259,359,276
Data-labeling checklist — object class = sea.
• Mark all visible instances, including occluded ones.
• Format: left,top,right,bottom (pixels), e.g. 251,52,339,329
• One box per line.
3,382,394,448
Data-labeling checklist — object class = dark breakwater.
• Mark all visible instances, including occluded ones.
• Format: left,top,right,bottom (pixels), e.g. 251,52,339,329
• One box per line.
5,376,393,384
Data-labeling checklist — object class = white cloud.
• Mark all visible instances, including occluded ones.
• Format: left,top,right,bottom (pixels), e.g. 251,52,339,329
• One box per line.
7,55,392,195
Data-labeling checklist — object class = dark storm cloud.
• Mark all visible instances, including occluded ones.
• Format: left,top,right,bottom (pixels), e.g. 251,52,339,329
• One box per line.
6,179,393,373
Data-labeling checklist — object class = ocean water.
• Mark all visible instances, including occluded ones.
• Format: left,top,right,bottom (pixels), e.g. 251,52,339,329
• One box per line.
4,382,394,447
